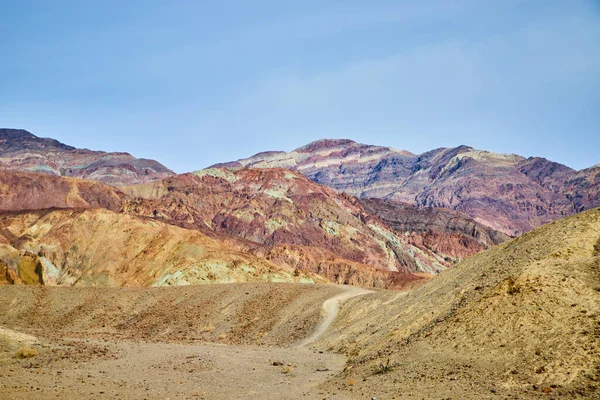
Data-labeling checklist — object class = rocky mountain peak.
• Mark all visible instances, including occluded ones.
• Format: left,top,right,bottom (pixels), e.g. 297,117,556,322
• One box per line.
0,128,175,186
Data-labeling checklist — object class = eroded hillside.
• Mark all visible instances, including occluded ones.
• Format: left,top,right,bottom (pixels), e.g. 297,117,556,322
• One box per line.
0,208,323,287
120,168,448,274
317,207,600,399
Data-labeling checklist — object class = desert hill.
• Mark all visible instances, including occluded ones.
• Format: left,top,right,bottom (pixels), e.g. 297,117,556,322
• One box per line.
0,129,174,185
119,168,450,275
0,208,325,287
0,171,426,289
317,206,600,398
214,139,600,236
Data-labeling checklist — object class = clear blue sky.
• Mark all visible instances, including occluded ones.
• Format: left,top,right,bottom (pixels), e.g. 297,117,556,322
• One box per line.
1,0,599,172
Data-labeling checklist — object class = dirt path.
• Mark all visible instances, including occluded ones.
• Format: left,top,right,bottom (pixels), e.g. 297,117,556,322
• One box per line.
297,286,373,348
0,284,373,400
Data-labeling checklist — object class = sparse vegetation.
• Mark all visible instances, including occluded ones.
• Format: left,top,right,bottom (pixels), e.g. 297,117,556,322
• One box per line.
374,358,401,375
281,366,294,374
14,346,37,359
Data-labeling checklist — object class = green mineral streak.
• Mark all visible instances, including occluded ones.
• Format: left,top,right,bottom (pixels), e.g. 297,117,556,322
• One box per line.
193,168,239,183
264,188,293,203
265,218,287,233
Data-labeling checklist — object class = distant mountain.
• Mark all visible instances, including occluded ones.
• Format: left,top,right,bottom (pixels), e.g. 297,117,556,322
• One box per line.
0,129,174,185
119,168,449,275
358,198,509,261
0,208,324,287
0,170,428,289
213,139,599,236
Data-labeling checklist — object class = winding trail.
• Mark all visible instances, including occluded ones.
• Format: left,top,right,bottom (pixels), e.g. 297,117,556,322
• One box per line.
297,285,374,347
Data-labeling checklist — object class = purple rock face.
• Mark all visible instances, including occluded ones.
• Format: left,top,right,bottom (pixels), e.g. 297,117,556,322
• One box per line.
0,129,175,186
213,139,599,236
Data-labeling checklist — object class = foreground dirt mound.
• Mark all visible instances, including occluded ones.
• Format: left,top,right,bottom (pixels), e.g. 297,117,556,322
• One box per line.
320,207,600,399
0,209,323,286
0,283,342,347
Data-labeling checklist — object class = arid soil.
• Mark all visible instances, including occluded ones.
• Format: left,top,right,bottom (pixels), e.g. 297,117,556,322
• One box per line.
0,283,355,399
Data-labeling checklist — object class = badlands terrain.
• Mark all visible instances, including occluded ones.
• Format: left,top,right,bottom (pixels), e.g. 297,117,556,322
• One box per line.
0,207,599,399
0,129,599,399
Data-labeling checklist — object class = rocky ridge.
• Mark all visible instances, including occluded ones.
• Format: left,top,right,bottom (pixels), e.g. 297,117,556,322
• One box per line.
0,171,428,289
0,129,174,186
214,139,600,236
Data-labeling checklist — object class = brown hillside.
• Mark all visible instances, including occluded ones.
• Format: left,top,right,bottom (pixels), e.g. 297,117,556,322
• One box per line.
319,207,600,399
0,171,125,211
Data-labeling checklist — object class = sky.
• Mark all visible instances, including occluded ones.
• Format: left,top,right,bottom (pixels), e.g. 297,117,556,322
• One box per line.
1,0,599,173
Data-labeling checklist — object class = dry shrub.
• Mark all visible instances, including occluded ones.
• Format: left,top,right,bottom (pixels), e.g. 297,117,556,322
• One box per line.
15,346,37,359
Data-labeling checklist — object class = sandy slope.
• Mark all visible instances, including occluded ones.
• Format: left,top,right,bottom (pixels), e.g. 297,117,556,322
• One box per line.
0,283,360,399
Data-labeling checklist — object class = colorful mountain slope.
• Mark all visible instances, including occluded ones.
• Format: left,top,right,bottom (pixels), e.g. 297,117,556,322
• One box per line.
0,170,425,289
0,129,174,186
214,139,599,236
0,208,324,287
359,198,509,261
120,168,448,274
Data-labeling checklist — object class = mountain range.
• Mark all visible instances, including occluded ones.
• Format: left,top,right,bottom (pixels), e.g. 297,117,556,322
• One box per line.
214,139,600,236
0,128,174,185
0,128,599,398
0,129,598,289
